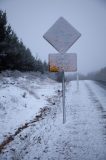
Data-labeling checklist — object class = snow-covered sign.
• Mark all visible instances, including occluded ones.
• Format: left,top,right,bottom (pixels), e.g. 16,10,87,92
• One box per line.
49,53,77,72
43,17,81,53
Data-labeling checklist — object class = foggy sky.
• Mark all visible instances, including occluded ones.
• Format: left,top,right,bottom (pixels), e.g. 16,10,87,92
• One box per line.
0,0,106,74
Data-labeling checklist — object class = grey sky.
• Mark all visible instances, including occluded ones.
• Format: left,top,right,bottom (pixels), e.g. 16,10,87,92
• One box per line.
0,0,106,74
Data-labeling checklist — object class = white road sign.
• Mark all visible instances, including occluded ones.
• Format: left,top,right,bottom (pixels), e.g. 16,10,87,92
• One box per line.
43,17,81,53
49,53,77,72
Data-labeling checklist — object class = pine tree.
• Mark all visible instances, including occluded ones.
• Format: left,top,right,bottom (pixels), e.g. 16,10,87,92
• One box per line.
0,10,47,73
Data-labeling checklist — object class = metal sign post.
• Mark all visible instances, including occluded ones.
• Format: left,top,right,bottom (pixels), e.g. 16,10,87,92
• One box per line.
62,71,66,124
49,53,77,124
77,71,79,91
43,17,81,124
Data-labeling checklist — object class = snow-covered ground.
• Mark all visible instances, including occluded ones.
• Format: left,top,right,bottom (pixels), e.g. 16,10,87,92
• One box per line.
0,74,106,160
0,74,60,144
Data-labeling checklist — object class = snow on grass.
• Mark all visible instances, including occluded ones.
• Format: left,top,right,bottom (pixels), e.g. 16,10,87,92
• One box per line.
0,79,106,160
0,75,60,144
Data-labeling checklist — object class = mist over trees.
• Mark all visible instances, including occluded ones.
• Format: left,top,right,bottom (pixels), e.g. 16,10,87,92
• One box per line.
0,10,48,73
66,67,106,82
86,67,106,82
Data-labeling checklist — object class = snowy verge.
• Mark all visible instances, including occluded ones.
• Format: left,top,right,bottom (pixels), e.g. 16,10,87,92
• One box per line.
0,75,61,144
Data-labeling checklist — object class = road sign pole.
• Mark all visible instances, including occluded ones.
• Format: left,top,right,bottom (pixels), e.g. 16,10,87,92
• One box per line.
77,70,79,91
43,17,81,124
62,71,66,124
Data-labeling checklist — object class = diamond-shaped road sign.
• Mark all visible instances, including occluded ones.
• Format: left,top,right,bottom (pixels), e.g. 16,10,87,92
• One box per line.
43,17,81,53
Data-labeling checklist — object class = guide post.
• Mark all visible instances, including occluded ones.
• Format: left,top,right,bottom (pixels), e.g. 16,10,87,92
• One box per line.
62,71,66,124
77,71,79,91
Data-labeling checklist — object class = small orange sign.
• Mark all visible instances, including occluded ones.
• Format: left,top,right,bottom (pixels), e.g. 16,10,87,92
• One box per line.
50,65,59,72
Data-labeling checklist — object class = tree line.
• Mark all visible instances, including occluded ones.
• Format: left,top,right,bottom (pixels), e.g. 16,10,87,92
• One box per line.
66,66,106,82
0,10,48,73
86,67,106,82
